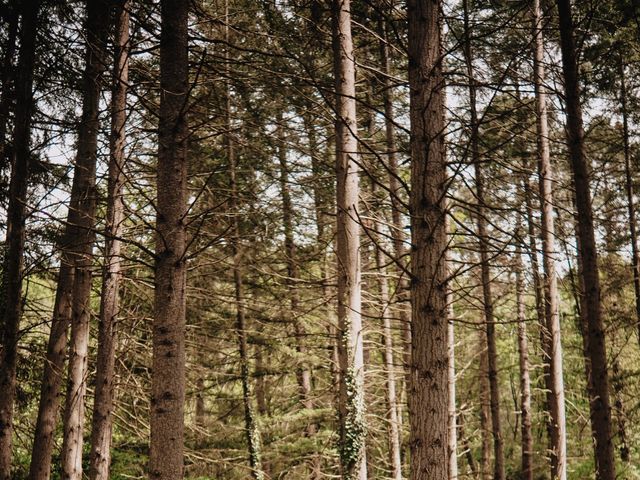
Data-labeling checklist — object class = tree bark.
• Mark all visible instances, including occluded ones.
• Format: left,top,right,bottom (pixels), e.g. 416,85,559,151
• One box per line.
149,0,189,478
331,1,366,478
556,1,616,478
462,1,504,477
29,2,108,478
407,0,449,478
532,2,567,477
88,2,129,478
0,1,40,477
0,0,18,165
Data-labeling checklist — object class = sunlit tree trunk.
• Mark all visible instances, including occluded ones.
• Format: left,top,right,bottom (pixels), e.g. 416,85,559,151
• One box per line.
331,1,366,478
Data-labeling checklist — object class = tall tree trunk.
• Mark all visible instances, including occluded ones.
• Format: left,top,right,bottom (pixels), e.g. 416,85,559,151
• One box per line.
532,2,568,477
331,1,366,478
462,1,504,477
407,0,449,479
30,2,108,478
88,2,129,478
556,1,616,478
0,0,18,165
276,119,315,436
0,1,40,477
447,295,458,480
148,0,189,478
515,239,533,480
478,329,491,480
619,61,640,343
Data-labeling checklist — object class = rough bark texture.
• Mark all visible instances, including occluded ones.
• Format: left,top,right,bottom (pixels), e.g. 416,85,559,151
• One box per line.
149,0,189,478
556,1,616,479
462,2,504,477
332,1,366,478
407,0,449,479
515,243,533,480
0,0,18,164
0,1,40,477
60,2,110,477
533,2,567,477
29,2,108,479
88,2,129,478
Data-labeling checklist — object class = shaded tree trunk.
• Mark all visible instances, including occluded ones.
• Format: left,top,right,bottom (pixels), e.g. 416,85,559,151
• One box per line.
407,0,449,478
533,2,567,477
556,1,616,478
88,2,129,478
0,1,40,477
331,1,366,478
148,0,189,478
0,0,18,165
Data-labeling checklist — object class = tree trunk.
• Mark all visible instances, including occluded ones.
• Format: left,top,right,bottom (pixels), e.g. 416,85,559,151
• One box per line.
29,2,108,478
0,1,40,477
462,1,504,477
532,2,567,477
0,0,18,165
149,0,189,478
556,1,616,478
88,2,129,478
331,1,366,478
515,240,533,480
407,0,449,479
619,61,640,344
447,295,458,480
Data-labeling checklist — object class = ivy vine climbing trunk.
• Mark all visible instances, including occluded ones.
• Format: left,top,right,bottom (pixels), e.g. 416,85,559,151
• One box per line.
407,0,449,478
556,1,616,478
89,1,129,478
0,0,40,477
149,0,189,478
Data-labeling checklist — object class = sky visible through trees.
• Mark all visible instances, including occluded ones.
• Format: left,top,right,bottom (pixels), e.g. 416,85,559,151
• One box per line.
1,0,640,479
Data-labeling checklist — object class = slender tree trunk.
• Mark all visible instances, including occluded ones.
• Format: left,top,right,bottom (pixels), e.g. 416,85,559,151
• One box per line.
88,2,129,478
407,0,449,479
619,61,640,343
462,1,504,477
556,1,616,478
532,2,568,477
331,1,366,478
447,295,458,480
0,0,18,165
30,2,108,478
149,0,189,478
0,1,40,477
515,239,533,480
277,119,315,435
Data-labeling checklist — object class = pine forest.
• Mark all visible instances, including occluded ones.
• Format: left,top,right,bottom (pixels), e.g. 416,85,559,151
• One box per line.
2,0,640,479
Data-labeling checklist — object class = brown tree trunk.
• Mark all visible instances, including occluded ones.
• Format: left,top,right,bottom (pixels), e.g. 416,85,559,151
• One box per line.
0,1,40,477
88,2,129,478
331,1,366,478
515,239,533,480
149,0,189,478
533,2,567,477
619,61,640,343
407,0,449,478
556,1,616,478
29,2,108,479
0,0,18,165
462,1,504,477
